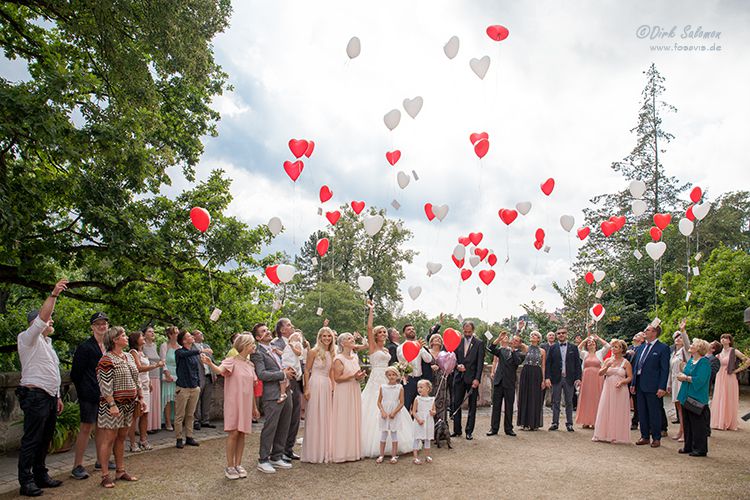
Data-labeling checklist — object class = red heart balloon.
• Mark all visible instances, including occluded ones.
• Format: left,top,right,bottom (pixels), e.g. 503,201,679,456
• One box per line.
461,269,472,281
458,236,471,246
690,186,702,203
473,138,489,159
325,211,341,226
469,132,489,145
474,247,488,261
486,25,510,41
424,203,435,221
611,215,626,230
469,232,483,246
686,205,695,221
452,255,464,268
649,226,662,242
351,201,365,214
316,238,329,256
577,226,590,240
534,240,543,250
265,265,280,285
488,254,498,266
498,209,518,225
402,341,420,362
288,139,309,159
478,269,496,285
601,221,617,237
386,150,401,166
584,272,594,285
304,140,315,158
540,178,555,196
319,185,333,203
283,160,304,182
443,328,461,353
189,207,211,233
592,303,604,317
653,213,672,230
535,228,545,242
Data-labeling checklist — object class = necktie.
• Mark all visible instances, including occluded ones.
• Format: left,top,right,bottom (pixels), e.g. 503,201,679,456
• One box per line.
637,343,652,374
464,338,471,357
560,344,567,377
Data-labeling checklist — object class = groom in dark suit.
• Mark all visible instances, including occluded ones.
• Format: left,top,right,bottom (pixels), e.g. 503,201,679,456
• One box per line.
486,332,524,436
630,323,670,447
545,327,582,432
451,321,485,440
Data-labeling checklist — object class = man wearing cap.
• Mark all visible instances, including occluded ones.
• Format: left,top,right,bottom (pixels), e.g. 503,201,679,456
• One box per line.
69,311,110,480
16,279,68,497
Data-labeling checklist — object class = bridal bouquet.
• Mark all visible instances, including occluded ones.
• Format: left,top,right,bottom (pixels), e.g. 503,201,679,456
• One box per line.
392,361,413,384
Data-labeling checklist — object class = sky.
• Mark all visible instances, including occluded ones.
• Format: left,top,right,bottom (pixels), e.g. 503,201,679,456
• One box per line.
3,0,749,322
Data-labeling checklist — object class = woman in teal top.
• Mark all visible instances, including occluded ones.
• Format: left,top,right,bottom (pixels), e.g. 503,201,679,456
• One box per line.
676,338,711,457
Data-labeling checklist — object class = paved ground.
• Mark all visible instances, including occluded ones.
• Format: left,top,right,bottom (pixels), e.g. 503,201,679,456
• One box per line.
1,396,749,499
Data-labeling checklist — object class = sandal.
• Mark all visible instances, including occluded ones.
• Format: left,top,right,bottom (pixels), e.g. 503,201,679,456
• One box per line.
375,456,384,464
115,470,139,482
389,456,398,464
425,456,432,463
129,443,141,453
139,441,153,451
413,458,422,465
100,474,115,488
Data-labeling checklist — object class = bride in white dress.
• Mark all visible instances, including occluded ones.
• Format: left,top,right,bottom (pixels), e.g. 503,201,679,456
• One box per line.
361,301,414,457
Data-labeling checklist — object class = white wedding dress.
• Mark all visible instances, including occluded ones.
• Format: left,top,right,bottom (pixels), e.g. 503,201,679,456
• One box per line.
361,350,414,456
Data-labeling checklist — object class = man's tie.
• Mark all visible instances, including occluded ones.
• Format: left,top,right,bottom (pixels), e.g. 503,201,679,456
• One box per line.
637,343,652,375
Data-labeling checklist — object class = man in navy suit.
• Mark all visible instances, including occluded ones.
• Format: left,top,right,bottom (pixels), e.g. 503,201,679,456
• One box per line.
451,321,485,440
630,323,670,448
544,327,582,432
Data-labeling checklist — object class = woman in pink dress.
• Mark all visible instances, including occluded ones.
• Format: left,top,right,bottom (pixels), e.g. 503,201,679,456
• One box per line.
202,333,260,480
575,334,609,428
301,327,336,463
593,339,633,444
331,333,366,463
710,334,750,431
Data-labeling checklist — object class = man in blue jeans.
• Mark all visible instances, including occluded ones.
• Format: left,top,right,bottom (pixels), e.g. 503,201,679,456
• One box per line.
630,323,670,448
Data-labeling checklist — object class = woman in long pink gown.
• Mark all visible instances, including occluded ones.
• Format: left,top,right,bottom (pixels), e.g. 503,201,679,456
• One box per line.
301,327,336,463
593,339,633,444
710,334,750,431
575,335,609,428
331,333,365,463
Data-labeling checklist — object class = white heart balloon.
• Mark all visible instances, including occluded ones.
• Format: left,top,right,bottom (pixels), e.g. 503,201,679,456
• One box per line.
426,262,442,275
267,217,283,236
363,214,385,237
346,36,361,59
678,217,694,236
277,264,296,284
408,286,422,300
645,241,667,261
397,171,410,189
559,215,575,233
433,204,449,221
629,180,647,199
692,201,711,220
631,199,648,216
469,255,480,268
469,56,490,80
403,96,423,119
443,35,459,59
593,270,606,283
452,244,465,260
516,201,532,216
383,109,401,131
357,275,374,292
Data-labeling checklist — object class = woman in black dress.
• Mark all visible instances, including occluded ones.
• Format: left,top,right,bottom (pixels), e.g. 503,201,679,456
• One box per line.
517,330,546,431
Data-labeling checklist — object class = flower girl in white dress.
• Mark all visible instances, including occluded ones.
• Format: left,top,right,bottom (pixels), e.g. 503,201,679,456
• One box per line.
411,380,436,465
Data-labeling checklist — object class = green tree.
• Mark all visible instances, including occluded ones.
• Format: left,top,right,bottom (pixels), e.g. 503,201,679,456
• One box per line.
521,301,562,335
288,280,364,344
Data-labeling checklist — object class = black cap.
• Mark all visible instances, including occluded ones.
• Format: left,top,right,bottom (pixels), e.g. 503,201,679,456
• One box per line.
27,310,40,324
90,312,109,325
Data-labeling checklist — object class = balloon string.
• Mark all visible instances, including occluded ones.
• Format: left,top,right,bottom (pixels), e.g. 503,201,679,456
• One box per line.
292,182,297,248
330,230,335,279
505,227,510,263
318,257,322,310
454,277,462,314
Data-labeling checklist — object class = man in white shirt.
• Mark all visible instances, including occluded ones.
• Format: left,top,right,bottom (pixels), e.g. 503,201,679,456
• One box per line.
16,279,67,497
397,324,434,411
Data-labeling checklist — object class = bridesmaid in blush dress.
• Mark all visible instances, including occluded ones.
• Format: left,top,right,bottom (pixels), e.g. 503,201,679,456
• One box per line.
575,334,609,428
593,339,633,444
301,327,336,463
710,334,750,431
331,333,365,463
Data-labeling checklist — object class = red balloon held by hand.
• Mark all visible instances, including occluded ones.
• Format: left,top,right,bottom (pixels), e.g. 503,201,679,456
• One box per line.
316,238,329,257
402,341,420,362
443,328,461,353
189,207,211,233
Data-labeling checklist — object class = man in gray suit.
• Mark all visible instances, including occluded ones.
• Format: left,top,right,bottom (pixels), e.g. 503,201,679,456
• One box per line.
251,322,295,474
271,318,302,461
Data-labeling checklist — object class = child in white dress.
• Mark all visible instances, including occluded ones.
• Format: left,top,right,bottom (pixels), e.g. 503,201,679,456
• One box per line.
278,332,303,403
377,366,404,464
411,379,436,464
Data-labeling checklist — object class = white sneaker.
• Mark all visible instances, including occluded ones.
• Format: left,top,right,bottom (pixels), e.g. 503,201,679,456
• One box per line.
235,465,247,478
225,467,240,480
256,462,276,474
269,459,292,469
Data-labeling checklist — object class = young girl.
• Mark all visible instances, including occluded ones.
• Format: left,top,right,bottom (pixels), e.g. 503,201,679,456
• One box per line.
411,379,436,464
376,366,404,464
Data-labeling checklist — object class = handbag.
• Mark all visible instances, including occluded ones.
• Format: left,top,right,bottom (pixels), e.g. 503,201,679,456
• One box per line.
682,396,705,415
254,379,263,398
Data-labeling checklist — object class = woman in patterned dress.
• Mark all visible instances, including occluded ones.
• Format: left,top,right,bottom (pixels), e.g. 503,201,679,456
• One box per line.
427,334,451,426
96,326,145,488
